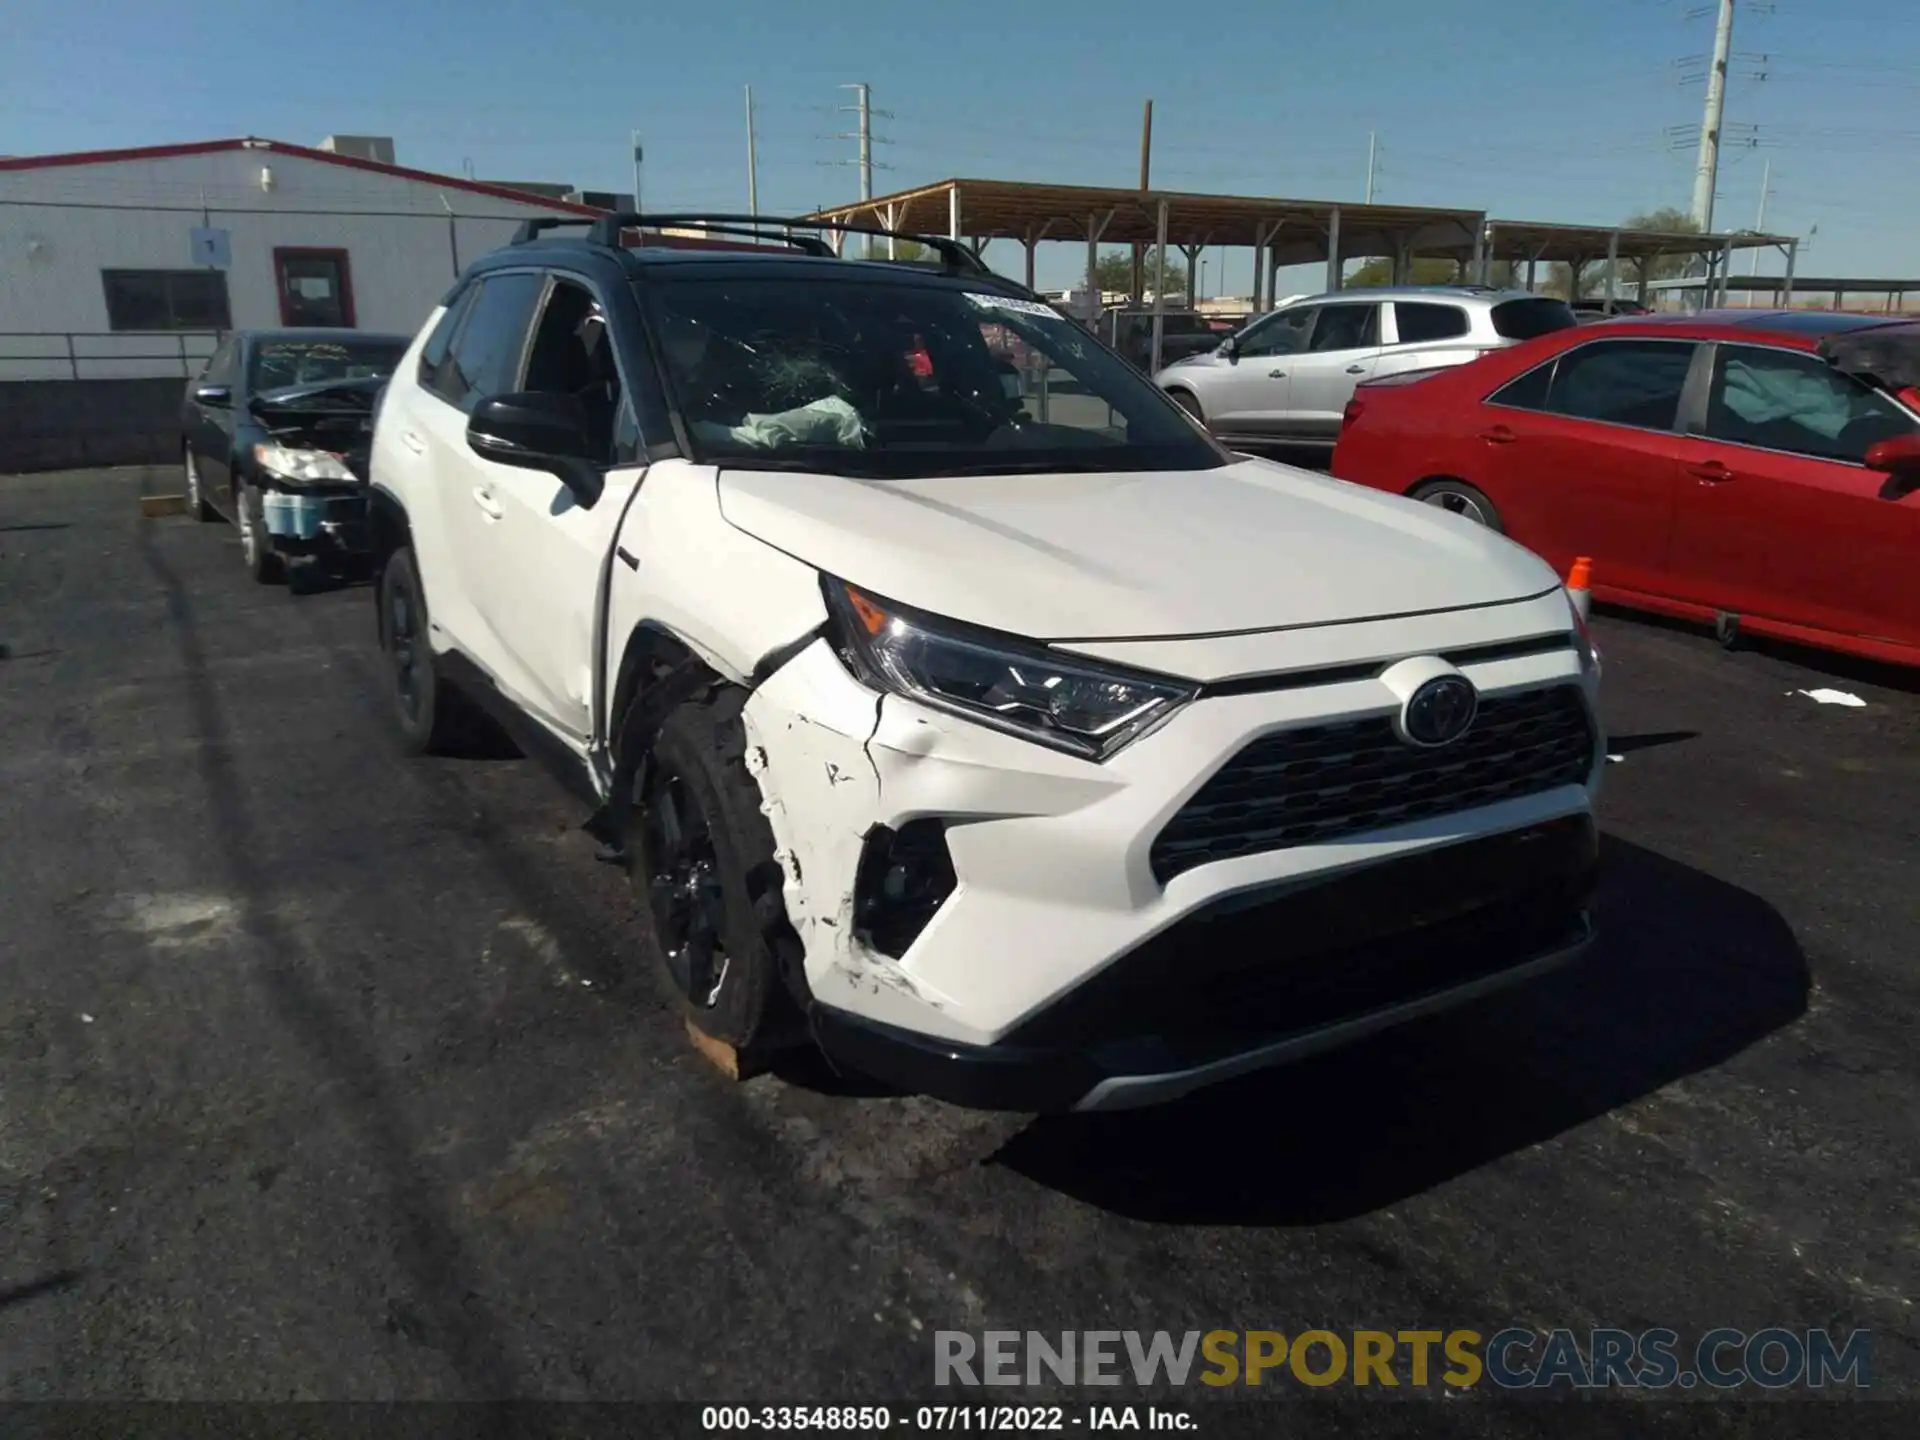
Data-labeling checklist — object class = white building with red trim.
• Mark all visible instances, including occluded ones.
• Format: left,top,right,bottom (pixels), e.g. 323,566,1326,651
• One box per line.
0,135,613,384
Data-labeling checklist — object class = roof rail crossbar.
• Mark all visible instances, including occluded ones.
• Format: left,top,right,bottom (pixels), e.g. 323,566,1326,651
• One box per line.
544,212,997,280
511,216,595,245
587,216,839,257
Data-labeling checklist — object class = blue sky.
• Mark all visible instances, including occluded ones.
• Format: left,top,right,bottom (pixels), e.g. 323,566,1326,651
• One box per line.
6,0,1914,293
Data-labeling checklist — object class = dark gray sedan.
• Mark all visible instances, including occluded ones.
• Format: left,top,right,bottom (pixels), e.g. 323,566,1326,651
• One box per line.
180,329,409,584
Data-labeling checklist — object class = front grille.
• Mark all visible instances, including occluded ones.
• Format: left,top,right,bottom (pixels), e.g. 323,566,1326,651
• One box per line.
1151,684,1595,882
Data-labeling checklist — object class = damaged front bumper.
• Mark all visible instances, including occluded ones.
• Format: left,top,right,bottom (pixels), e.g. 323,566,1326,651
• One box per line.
260,485,370,559
810,818,1596,1112
739,594,1603,1114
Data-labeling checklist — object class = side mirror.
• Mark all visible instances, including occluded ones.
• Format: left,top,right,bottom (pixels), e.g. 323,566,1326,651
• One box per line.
1864,433,1920,475
194,383,231,407
1217,336,1238,362
467,392,605,507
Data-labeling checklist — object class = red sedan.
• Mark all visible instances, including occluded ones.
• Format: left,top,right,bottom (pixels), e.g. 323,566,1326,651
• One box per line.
1330,310,1920,666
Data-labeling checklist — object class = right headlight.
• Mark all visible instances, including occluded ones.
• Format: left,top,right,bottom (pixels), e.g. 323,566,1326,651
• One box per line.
822,577,1197,762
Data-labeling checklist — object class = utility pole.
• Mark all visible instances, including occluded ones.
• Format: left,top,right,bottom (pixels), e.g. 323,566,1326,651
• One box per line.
1749,157,1771,278
840,83,875,257
1365,131,1377,204
631,130,644,217
745,85,759,217
825,84,891,256
1690,0,1735,232
1132,99,1153,305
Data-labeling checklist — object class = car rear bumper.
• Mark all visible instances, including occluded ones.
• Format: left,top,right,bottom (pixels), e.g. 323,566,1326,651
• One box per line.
809,812,1598,1112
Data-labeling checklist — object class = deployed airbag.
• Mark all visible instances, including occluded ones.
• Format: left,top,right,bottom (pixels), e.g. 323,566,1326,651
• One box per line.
691,395,868,451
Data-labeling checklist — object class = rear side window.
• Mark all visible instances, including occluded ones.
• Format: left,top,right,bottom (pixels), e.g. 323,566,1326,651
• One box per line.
418,286,475,397
430,272,545,411
1491,298,1579,340
1500,339,1696,430
1394,302,1470,344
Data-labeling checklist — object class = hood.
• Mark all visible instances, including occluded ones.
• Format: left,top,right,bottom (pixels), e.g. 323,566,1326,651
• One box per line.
252,375,386,415
716,456,1561,641
253,378,383,478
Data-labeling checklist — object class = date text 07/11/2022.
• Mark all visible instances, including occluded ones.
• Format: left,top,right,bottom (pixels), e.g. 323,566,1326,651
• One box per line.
700,1404,1193,1430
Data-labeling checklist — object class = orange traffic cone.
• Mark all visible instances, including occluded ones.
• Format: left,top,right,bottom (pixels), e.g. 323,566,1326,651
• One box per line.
1566,556,1593,624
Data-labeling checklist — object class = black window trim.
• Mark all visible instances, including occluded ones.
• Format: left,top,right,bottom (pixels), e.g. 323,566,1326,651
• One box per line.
1485,335,1707,439
1681,339,1920,471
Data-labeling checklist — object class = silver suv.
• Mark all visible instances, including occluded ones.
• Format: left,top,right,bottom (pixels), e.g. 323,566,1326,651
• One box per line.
1155,287,1578,447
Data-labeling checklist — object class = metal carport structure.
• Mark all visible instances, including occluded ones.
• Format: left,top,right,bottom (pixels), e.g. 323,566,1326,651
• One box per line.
1451,220,1801,309
799,178,1488,369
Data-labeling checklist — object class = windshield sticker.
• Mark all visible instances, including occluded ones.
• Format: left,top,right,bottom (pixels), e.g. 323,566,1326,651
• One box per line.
963,292,1061,319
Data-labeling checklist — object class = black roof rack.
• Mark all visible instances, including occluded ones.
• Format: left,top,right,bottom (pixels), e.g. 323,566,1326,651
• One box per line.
507,212,999,281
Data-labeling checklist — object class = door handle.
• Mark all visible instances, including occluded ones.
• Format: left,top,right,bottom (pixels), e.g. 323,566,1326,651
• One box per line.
472,487,503,520
399,430,426,455
1267,369,1287,379
1478,425,1518,444
1345,364,1367,374
1685,460,1734,483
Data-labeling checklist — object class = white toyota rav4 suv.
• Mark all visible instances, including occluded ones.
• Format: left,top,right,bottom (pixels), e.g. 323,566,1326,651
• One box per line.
366,213,1604,1113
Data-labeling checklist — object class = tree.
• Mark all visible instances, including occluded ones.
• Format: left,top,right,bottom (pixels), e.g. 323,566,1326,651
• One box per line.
1550,207,1701,299
1091,247,1188,299
1346,257,1464,288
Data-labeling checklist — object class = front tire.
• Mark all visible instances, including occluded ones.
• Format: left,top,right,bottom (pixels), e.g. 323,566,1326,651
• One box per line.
183,445,215,522
1168,388,1207,426
235,482,284,584
1410,477,1504,532
377,547,459,755
631,687,805,1053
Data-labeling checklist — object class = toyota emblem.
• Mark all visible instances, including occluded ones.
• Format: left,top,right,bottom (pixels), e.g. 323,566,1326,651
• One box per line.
1399,675,1478,747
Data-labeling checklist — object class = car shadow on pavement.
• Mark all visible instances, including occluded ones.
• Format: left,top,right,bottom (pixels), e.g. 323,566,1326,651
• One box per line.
1598,603,1920,697
134,524,529,1403
989,834,1810,1226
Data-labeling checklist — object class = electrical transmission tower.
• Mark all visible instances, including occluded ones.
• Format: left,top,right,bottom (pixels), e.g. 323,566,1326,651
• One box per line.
817,83,893,257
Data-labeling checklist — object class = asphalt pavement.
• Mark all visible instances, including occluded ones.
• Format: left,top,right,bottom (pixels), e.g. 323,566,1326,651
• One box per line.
2,466,1916,1434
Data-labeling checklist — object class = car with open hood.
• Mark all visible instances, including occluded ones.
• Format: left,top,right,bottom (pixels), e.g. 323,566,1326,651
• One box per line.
180,328,410,583
363,213,1604,1114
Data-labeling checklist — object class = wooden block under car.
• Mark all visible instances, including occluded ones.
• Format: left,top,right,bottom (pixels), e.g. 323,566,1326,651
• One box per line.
684,1017,773,1081
140,494,188,518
